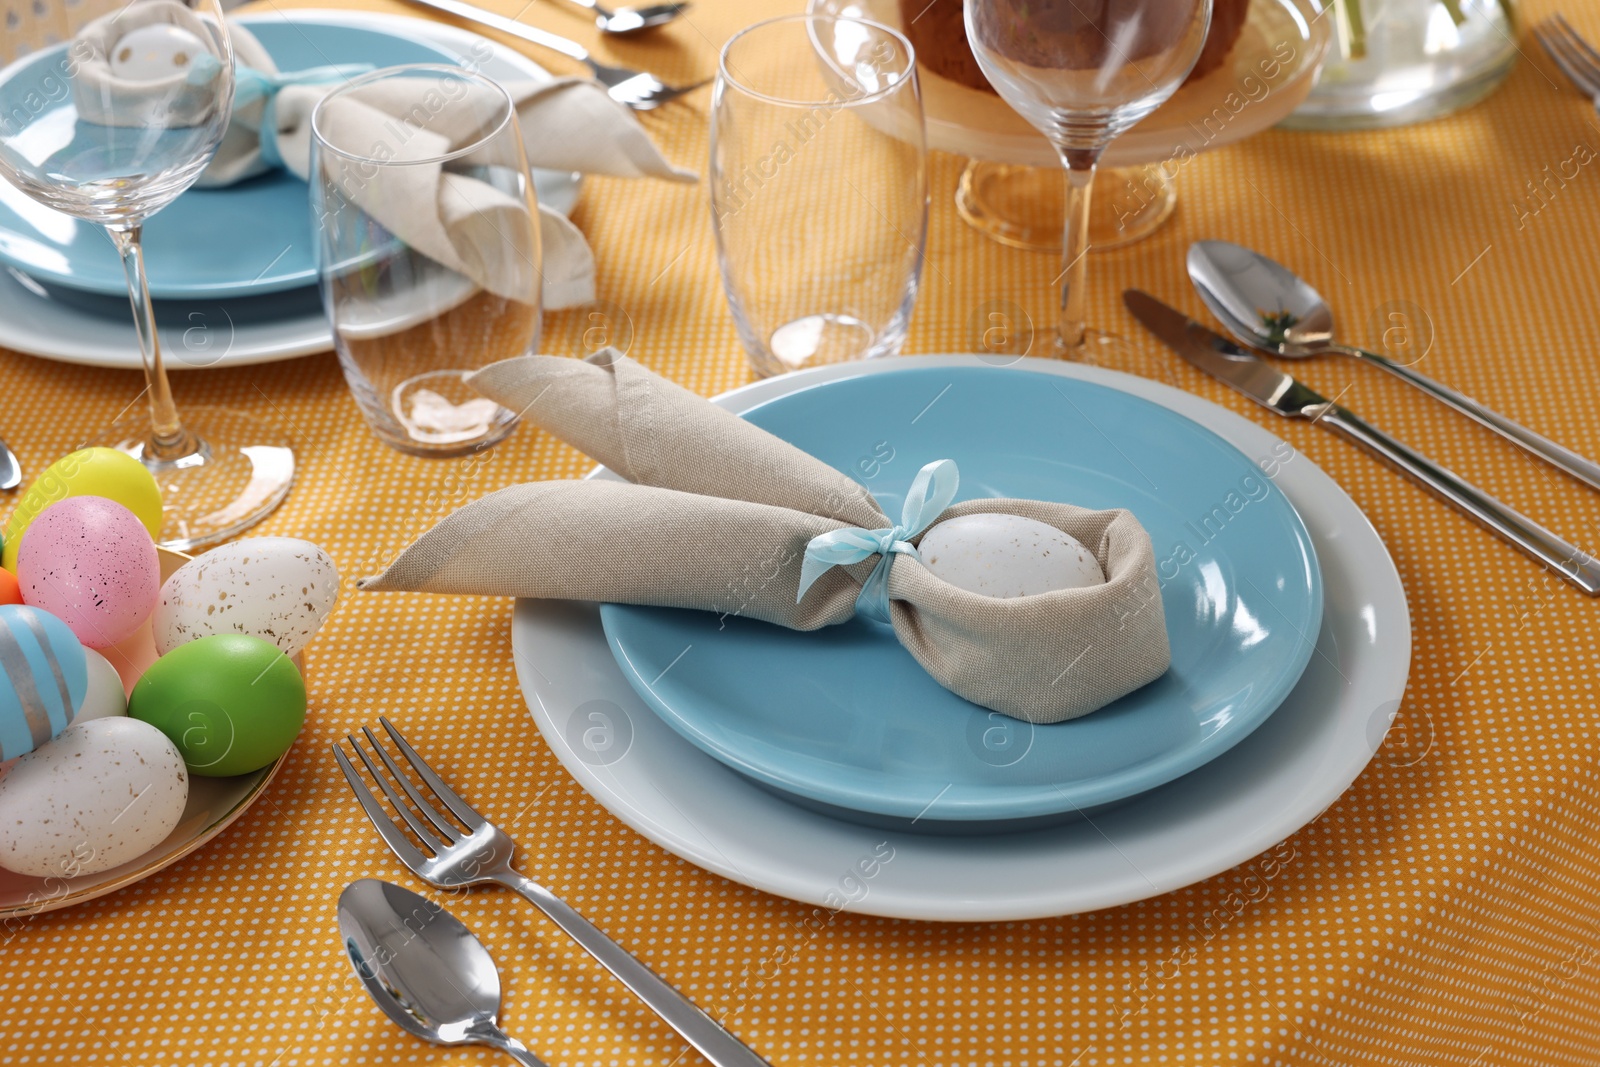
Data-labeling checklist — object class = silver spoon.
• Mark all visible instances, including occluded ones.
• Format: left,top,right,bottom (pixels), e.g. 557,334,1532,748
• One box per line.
0,437,18,490
337,879,550,1067
552,0,688,34
1187,240,1600,493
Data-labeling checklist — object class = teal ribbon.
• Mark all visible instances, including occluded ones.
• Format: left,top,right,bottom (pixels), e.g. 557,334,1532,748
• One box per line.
227,62,376,170
795,459,960,624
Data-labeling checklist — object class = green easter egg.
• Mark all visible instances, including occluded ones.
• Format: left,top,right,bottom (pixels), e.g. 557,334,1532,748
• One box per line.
129,634,306,777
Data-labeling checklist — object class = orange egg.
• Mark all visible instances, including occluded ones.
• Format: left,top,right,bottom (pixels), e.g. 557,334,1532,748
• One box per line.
0,568,20,606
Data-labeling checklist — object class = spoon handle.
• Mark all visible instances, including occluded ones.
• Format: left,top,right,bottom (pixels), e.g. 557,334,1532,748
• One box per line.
1314,404,1600,594
1343,345,1600,492
497,872,773,1067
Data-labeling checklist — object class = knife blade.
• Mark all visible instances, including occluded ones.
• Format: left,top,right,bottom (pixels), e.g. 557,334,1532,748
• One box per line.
0,436,17,491
1123,289,1600,596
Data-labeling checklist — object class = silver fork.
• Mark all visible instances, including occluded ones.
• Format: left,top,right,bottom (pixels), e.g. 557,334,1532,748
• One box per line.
401,0,708,109
334,718,771,1067
1535,14,1600,106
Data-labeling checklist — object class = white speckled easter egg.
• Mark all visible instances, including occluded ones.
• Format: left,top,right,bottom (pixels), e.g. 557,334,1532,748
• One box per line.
154,538,339,657
0,718,187,878
16,496,160,649
109,23,209,81
919,513,1104,598
76,649,128,722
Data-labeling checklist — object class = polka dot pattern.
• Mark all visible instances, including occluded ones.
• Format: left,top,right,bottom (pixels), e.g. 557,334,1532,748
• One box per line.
1,0,1600,1063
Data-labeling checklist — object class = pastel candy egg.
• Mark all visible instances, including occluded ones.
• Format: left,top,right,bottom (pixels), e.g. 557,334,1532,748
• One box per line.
17,496,161,649
0,717,187,878
2,447,163,572
0,604,89,762
154,537,339,658
130,634,306,777
919,513,1105,598
76,650,128,723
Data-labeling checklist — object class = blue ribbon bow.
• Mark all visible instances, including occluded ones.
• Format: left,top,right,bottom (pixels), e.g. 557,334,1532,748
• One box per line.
228,62,376,169
795,459,960,624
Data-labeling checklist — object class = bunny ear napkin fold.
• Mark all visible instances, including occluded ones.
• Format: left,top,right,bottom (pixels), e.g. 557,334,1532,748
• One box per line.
362,353,1172,724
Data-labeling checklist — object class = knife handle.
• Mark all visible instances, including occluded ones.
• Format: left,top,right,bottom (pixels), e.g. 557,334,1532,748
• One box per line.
1340,345,1600,493
1317,405,1600,595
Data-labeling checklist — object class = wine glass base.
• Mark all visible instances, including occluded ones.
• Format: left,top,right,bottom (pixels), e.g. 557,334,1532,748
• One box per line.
956,161,1177,253
93,408,296,552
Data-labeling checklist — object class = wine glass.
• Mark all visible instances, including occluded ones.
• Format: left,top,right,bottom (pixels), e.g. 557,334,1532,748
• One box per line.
964,0,1212,355
0,0,294,549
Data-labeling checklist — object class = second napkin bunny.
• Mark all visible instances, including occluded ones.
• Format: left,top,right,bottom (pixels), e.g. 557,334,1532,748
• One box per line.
362,353,1171,723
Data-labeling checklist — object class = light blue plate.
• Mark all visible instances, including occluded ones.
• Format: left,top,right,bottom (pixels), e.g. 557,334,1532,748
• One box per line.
0,22,457,300
600,367,1323,831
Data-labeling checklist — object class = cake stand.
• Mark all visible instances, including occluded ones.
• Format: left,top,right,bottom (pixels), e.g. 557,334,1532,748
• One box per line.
812,0,1331,252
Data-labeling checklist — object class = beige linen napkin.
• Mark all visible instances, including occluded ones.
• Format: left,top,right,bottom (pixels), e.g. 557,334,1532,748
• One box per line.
363,353,1172,724
72,8,696,309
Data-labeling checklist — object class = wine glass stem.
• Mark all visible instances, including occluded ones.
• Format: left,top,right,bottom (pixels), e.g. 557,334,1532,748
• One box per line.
1058,160,1096,353
107,223,191,460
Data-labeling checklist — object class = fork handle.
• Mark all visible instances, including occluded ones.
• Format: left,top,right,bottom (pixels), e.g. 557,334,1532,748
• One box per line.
1338,343,1600,492
399,0,592,62
494,872,774,1067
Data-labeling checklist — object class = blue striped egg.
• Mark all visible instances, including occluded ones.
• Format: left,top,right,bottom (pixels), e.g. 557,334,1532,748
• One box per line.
0,605,89,761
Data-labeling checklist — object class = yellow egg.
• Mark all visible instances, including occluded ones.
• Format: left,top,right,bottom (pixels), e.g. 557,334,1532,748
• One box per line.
1,448,163,571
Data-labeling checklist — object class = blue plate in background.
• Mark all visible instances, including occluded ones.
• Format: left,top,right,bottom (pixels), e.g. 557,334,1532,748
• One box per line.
0,21,457,300
600,367,1323,832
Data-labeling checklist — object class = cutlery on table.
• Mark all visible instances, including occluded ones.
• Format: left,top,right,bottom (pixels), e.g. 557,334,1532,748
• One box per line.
550,0,689,35
399,0,709,109
1124,290,1600,595
1534,13,1600,108
338,878,550,1066
0,437,18,490
334,717,773,1067
1187,241,1600,493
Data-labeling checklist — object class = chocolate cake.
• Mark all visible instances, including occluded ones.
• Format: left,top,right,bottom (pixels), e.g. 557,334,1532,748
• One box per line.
899,0,1252,92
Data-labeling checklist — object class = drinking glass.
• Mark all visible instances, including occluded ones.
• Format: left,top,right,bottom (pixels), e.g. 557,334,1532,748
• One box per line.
711,14,926,378
964,0,1211,354
310,66,540,457
0,0,295,548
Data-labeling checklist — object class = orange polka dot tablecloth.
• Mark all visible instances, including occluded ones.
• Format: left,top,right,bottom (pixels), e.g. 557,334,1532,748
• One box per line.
4,0,1600,1063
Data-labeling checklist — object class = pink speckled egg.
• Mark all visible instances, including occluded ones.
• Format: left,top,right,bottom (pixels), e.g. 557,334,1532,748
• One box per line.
16,496,160,649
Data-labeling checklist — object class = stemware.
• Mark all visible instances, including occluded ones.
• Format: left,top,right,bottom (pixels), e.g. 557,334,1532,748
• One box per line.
0,0,295,548
310,65,540,457
963,0,1211,354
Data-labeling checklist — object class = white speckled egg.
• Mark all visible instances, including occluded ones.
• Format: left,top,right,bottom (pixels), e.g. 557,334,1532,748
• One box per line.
919,513,1104,598
76,650,128,722
0,718,187,878
154,537,339,658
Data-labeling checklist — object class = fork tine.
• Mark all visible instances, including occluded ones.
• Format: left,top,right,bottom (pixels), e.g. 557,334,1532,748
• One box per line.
360,725,464,842
346,733,452,853
379,716,486,829
332,742,432,871
1555,14,1600,74
1538,18,1600,96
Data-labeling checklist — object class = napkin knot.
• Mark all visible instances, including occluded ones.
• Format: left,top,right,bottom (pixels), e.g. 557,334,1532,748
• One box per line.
796,459,959,624
233,63,373,169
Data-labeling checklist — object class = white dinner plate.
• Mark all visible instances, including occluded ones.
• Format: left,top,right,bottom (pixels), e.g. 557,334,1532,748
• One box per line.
511,355,1412,922
0,10,578,370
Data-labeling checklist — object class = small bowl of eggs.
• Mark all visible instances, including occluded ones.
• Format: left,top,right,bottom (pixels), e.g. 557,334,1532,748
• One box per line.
0,448,339,916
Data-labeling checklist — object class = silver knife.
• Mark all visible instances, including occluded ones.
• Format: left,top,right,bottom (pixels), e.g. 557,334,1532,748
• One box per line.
1124,289,1600,596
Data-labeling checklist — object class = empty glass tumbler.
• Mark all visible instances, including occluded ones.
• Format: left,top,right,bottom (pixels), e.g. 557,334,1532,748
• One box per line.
710,14,927,378
310,65,541,457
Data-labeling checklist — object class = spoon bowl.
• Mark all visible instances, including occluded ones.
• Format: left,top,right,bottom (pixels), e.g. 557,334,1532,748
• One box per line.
1186,240,1340,354
570,0,688,34
337,878,549,1067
